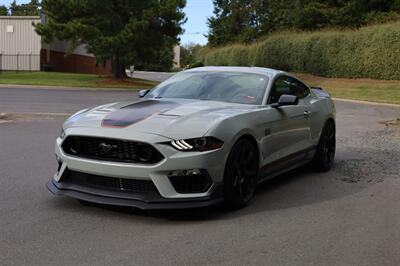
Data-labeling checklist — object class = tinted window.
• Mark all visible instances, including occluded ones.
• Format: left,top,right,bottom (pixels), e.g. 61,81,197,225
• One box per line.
146,71,269,105
289,77,310,99
268,77,291,104
268,76,310,104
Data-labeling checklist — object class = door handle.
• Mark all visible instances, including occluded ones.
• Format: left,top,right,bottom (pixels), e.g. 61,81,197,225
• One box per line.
304,110,311,118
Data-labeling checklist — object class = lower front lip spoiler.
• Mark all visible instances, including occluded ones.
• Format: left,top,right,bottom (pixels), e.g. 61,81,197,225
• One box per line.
46,180,224,210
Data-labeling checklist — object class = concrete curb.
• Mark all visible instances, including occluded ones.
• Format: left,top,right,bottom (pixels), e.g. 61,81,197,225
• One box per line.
333,98,400,108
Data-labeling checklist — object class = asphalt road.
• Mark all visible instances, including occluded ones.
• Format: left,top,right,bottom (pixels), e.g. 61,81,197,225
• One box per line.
1,85,400,265
0,87,137,114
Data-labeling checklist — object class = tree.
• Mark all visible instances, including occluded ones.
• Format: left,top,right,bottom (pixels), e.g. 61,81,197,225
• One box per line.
10,0,40,16
35,0,186,78
267,0,400,29
207,0,270,47
180,42,203,67
0,5,8,16
207,0,400,46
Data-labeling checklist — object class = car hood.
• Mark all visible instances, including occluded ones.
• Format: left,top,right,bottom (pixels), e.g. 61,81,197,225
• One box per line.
64,98,256,139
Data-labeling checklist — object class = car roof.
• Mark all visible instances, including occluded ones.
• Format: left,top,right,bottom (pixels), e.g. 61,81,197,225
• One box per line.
184,66,287,78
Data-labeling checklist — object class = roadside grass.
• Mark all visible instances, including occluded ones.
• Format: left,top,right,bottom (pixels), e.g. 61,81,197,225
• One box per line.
0,71,158,89
295,73,400,105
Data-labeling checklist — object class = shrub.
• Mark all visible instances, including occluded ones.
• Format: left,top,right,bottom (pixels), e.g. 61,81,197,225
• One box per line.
186,61,204,69
201,22,400,80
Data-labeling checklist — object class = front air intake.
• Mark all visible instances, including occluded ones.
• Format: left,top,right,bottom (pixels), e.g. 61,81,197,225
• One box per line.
168,169,213,193
62,169,159,194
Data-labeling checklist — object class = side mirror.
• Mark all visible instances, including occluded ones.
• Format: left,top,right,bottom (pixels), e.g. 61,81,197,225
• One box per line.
271,94,298,107
138,89,150,98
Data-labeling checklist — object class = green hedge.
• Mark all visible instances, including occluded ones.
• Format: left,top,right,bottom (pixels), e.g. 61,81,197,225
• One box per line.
201,22,400,80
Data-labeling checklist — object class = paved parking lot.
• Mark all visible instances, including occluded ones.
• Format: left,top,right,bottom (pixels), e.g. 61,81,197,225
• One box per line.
1,85,400,265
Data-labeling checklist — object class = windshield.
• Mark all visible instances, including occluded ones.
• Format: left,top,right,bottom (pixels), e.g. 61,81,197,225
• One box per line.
145,71,269,105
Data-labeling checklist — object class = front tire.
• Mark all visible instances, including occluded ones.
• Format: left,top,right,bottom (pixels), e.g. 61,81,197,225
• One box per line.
223,138,259,209
312,120,336,171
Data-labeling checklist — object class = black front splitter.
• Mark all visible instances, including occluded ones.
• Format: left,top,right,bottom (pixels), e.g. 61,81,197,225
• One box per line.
47,180,224,210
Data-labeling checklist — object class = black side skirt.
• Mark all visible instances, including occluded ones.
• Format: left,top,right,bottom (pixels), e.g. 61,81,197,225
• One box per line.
258,146,316,183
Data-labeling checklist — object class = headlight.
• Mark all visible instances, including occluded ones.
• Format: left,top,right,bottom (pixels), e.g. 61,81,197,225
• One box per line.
168,137,223,152
60,128,66,139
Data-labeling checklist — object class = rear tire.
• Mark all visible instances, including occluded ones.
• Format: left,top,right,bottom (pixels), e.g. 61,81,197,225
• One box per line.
223,138,259,209
312,120,336,172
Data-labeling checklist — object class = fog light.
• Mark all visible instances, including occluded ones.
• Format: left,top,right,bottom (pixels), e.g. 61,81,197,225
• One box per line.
168,168,202,177
168,169,213,194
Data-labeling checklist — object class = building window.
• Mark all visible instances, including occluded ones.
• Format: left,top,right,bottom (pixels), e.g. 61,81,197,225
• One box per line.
6,25,14,33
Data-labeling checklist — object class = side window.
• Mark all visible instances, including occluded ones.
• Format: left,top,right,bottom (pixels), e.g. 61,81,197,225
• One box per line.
287,77,310,99
268,76,291,104
268,76,310,104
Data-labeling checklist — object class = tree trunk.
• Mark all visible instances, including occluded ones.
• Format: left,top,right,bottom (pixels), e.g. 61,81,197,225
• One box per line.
111,54,127,79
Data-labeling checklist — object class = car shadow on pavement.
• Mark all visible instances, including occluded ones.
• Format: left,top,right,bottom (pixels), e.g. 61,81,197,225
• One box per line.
55,161,369,222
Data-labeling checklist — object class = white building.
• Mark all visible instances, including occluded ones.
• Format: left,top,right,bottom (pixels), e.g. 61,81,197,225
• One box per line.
0,16,41,71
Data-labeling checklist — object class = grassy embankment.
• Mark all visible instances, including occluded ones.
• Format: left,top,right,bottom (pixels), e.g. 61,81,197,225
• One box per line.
0,72,157,89
296,73,400,105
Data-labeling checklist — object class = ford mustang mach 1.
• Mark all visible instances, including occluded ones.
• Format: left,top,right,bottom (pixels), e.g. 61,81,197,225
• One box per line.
47,67,336,209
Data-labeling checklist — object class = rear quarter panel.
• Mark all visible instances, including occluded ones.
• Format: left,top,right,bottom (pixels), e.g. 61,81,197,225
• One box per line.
308,96,336,145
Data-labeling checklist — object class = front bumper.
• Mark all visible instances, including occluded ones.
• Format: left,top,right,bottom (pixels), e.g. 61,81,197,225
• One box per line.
48,129,229,209
47,178,223,210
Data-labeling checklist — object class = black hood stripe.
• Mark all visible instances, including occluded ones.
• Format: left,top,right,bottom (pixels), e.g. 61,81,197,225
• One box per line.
102,100,180,128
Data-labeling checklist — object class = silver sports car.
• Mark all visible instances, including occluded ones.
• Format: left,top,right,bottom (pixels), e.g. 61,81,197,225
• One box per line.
47,66,336,209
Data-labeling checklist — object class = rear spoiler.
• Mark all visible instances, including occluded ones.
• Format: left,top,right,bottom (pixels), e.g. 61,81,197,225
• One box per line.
311,86,331,98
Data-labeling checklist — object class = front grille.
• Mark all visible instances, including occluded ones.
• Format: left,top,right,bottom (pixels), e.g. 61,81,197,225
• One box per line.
63,170,158,193
62,136,164,164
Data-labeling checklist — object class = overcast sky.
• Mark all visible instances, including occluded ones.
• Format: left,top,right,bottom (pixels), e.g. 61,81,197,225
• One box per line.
1,0,214,45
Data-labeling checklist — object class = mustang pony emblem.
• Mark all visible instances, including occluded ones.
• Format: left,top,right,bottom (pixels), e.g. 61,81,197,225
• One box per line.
98,143,118,153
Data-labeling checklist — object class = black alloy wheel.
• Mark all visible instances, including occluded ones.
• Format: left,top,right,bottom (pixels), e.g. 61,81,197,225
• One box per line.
224,138,259,209
313,120,336,171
